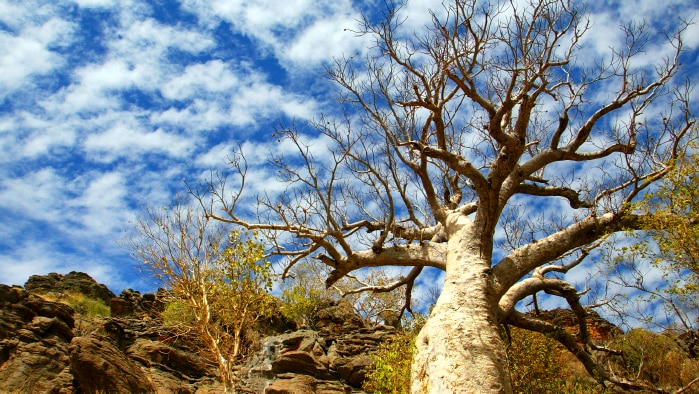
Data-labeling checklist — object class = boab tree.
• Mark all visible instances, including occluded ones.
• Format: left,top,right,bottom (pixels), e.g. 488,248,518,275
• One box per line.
199,0,695,392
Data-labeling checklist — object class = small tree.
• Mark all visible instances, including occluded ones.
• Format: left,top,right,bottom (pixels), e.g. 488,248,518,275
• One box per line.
609,329,699,390
636,150,699,324
213,231,275,359
125,201,273,392
597,149,699,336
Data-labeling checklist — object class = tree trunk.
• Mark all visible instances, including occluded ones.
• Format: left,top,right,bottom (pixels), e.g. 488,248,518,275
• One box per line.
412,220,512,393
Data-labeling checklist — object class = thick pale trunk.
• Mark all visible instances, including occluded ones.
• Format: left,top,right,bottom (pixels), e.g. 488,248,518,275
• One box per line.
412,221,511,393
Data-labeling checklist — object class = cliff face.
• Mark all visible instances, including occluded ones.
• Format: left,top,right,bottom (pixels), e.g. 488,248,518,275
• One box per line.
0,272,396,394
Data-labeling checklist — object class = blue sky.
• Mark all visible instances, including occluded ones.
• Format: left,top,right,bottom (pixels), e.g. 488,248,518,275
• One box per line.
1,0,698,306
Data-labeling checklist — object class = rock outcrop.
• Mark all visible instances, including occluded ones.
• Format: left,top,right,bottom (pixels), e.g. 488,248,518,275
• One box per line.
109,288,165,319
24,271,116,304
0,273,398,394
0,284,76,393
4,272,630,394
530,308,623,343
0,279,221,394
69,336,157,393
246,300,397,393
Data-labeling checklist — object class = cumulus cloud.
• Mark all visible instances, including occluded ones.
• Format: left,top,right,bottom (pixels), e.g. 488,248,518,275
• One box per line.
181,0,366,69
84,124,192,161
0,19,73,100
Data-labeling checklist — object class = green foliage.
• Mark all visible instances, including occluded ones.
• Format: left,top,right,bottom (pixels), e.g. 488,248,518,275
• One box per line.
201,229,276,360
280,284,323,327
364,316,425,394
506,326,569,393
364,332,414,394
627,150,699,319
506,327,604,394
41,291,110,318
161,300,196,327
610,329,699,388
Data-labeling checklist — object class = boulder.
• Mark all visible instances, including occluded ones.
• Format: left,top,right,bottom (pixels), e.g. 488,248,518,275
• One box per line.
110,288,165,318
251,301,397,392
334,354,373,387
265,373,352,394
127,338,209,379
69,336,156,394
0,284,76,394
272,350,332,380
25,272,116,304
312,300,364,336
264,374,316,394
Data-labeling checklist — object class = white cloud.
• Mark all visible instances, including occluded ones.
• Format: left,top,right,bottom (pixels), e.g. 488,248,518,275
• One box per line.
76,60,147,91
69,171,131,235
182,0,364,69
74,0,118,8
0,24,70,99
0,237,134,293
161,60,239,100
195,142,238,168
83,123,192,160
111,18,214,57
284,15,365,66
22,127,77,158
0,168,69,224
228,81,302,125
150,99,229,131
186,0,320,37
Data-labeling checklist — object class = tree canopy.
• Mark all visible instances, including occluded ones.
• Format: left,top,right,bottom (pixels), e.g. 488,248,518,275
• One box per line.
196,0,696,392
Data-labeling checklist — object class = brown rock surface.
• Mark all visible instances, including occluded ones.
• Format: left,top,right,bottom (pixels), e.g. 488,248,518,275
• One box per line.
0,274,222,394
530,308,623,343
24,271,116,304
1,273,402,394
265,373,352,394
110,288,165,318
0,284,76,393
248,300,397,392
69,336,156,393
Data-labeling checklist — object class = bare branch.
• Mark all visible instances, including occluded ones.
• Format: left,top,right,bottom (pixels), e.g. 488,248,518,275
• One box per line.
515,183,593,209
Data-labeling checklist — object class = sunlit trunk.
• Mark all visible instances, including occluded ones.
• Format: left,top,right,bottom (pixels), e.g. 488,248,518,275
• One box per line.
412,221,511,393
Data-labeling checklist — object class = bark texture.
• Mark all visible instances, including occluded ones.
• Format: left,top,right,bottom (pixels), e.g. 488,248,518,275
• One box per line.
413,220,511,393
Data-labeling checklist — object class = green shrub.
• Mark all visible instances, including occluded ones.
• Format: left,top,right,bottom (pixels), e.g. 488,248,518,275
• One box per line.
40,291,110,318
364,330,414,394
280,284,323,327
161,299,197,326
506,326,611,394
364,316,424,394
610,328,699,389
506,326,571,393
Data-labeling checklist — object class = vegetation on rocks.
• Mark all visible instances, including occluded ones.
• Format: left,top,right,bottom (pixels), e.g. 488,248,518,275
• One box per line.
363,316,424,394
36,291,110,319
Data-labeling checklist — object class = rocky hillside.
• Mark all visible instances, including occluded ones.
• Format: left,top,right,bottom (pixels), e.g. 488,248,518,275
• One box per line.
0,272,397,394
